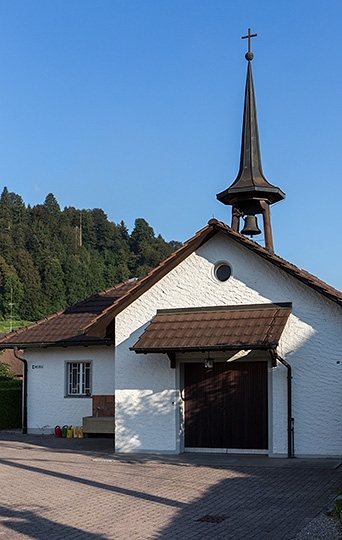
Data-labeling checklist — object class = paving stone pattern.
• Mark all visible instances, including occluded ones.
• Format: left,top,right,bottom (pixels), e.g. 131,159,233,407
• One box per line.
0,433,341,539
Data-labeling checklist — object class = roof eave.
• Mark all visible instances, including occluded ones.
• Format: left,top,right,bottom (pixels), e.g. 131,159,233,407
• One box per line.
0,339,114,350
217,185,286,206
131,344,278,354
83,218,342,339
210,221,342,307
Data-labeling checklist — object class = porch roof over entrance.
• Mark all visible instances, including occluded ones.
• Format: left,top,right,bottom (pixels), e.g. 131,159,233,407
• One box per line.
131,303,291,353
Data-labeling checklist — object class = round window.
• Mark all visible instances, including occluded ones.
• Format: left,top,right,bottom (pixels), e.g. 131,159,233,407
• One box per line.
214,263,232,282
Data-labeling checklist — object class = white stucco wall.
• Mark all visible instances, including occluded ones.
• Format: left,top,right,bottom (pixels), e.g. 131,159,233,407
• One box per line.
115,232,342,457
24,346,114,434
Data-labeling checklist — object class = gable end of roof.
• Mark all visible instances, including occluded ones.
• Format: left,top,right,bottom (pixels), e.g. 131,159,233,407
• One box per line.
83,219,342,337
1,218,340,348
208,219,342,307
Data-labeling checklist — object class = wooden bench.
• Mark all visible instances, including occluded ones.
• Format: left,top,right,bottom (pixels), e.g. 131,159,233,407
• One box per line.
82,416,115,435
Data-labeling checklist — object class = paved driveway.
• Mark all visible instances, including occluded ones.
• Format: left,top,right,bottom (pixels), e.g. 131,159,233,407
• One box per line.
0,433,341,539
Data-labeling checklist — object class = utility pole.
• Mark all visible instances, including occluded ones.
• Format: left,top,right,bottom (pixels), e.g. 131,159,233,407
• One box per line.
79,211,82,247
9,286,14,332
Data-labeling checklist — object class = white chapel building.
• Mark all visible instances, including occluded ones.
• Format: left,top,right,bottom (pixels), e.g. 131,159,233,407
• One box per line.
1,40,341,458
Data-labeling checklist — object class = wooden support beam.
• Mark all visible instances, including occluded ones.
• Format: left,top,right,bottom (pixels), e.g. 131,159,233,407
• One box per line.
231,205,241,232
167,352,176,369
260,201,274,252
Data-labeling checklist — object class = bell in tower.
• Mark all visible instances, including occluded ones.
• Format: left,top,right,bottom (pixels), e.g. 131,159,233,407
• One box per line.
241,215,262,236
217,29,285,252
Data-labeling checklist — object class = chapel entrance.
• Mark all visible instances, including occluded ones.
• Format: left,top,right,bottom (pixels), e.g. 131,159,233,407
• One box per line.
184,361,268,450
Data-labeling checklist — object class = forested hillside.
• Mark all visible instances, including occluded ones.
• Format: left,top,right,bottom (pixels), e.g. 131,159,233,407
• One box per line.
0,187,181,322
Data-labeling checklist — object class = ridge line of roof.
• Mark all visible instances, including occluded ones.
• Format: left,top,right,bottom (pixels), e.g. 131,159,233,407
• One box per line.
156,303,292,315
82,218,342,335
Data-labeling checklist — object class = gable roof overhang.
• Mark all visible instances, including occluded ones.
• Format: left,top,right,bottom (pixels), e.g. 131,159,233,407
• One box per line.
130,303,292,354
79,224,217,338
81,219,342,339
0,279,139,348
1,218,341,349
210,220,342,307
0,339,114,350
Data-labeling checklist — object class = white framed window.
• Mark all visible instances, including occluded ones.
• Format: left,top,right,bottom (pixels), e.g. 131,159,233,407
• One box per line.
67,362,91,396
214,262,232,282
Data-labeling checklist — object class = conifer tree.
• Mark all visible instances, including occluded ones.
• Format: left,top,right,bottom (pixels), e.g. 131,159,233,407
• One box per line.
0,188,180,322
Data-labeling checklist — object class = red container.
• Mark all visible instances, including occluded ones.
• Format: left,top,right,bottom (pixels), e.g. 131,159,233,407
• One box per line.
54,425,62,437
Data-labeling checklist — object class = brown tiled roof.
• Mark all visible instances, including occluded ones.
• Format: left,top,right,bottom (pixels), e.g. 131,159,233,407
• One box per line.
0,279,139,347
208,220,342,306
82,219,342,337
131,304,291,352
80,224,216,337
1,218,341,347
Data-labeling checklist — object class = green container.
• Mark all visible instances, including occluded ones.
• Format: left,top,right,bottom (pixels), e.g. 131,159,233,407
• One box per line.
61,425,68,437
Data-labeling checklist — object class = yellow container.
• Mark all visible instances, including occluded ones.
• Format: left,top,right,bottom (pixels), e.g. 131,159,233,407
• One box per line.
74,426,84,438
66,426,73,438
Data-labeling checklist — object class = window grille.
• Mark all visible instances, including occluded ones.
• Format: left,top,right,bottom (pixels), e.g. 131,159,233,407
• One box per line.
67,362,91,395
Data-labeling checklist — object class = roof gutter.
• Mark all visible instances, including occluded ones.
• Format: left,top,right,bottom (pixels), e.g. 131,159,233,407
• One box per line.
0,340,114,350
131,344,279,354
270,349,294,458
13,347,27,435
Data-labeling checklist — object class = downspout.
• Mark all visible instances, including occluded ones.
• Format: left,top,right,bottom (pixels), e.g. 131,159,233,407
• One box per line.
13,347,27,435
270,349,294,458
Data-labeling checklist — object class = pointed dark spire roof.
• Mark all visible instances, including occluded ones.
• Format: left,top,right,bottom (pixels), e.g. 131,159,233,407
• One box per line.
217,57,285,208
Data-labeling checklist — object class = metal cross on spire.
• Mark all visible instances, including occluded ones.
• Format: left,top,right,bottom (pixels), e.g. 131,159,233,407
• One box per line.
242,28,257,60
217,26,285,251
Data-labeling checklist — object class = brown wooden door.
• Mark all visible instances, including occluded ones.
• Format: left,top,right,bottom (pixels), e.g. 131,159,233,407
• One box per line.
184,362,268,449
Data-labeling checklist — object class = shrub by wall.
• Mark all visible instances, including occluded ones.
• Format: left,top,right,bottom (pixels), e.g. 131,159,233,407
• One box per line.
0,379,22,428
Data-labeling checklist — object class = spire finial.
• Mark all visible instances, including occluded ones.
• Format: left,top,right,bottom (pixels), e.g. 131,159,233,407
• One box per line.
242,28,257,61
216,29,286,251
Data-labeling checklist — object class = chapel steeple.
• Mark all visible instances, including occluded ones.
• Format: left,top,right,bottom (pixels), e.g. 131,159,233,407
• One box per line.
216,29,285,252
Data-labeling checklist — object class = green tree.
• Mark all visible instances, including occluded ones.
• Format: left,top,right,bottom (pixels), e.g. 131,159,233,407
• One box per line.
0,190,181,320
42,256,66,314
92,208,113,251
43,193,60,215
0,256,24,317
0,358,16,379
129,218,180,277
63,254,88,305
16,250,42,320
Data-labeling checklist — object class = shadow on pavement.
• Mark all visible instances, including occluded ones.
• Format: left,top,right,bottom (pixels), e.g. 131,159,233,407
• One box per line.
1,435,342,540
0,457,188,509
1,432,341,470
0,504,109,540
2,455,340,540
149,470,342,540
0,431,115,456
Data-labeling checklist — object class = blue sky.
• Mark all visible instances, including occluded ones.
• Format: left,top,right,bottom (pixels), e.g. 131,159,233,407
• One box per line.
0,1,341,289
